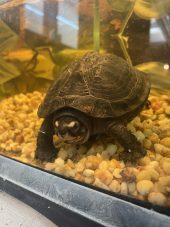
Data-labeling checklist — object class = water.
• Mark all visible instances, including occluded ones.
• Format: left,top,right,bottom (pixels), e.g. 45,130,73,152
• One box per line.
0,0,170,207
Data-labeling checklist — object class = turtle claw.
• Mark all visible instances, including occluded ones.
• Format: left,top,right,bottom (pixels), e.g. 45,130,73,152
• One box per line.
35,148,57,162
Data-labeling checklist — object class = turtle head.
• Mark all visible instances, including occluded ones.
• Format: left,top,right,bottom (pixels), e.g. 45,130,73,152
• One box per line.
54,116,90,144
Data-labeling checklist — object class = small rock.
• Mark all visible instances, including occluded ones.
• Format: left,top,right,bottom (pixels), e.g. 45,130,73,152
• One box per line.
160,137,170,148
162,161,170,174
93,178,109,190
165,106,170,115
94,169,113,185
113,168,122,179
45,163,56,171
137,180,154,195
83,169,94,177
109,180,121,193
148,192,166,206
137,169,159,182
120,182,128,195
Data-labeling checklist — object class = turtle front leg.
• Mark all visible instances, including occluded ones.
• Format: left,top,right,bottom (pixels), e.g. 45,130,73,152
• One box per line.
35,116,57,162
106,123,146,162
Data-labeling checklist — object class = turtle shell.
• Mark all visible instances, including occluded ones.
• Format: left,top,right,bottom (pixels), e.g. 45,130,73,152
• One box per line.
38,52,150,118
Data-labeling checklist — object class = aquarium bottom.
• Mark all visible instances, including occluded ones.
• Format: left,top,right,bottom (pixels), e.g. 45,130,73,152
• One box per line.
0,155,170,227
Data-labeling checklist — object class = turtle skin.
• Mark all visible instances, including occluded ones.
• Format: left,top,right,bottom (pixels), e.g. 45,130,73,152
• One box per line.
35,51,150,162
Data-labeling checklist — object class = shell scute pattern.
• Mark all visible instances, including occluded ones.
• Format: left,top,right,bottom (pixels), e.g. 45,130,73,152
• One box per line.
38,52,150,119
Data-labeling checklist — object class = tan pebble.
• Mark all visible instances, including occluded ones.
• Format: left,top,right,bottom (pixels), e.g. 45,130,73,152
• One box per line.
143,139,152,149
110,159,121,168
137,180,154,195
22,142,35,155
140,109,153,119
94,169,113,185
83,169,94,177
155,153,163,161
54,158,65,167
134,131,145,142
127,123,136,133
62,166,75,177
137,169,159,182
45,163,56,171
157,176,170,193
132,116,142,127
85,155,102,170
128,182,136,194
99,161,108,169
120,161,125,168
15,135,24,143
162,162,170,174
154,143,165,154
139,156,151,165
105,144,117,156
108,161,118,173
67,169,76,178
142,119,153,129
75,173,84,181
67,159,75,168
113,168,122,178
158,114,166,120
84,177,94,184
131,190,138,197
75,162,85,173
160,137,170,148
155,108,164,115
146,161,159,170
165,106,170,115
0,131,9,141
149,133,160,143
143,129,153,137
109,180,121,193
147,151,156,161
120,182,128,195
153,182,160,192
148,192,166,206
158,119,170,127
161,95,170,101
93,178,110,190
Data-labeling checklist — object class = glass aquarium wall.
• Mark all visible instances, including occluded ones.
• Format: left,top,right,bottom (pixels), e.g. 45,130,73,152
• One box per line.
0,0,170,208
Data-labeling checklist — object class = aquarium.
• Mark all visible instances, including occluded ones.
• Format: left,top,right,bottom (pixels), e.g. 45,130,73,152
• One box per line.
0,0,170,210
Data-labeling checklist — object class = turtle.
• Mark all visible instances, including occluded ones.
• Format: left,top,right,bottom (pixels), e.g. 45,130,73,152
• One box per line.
35,51,150,162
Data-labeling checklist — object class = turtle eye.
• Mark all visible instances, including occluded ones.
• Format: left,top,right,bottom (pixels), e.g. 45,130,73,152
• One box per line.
68,121,80,134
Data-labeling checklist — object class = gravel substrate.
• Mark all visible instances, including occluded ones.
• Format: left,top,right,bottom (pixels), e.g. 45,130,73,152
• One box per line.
0,91,170,207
